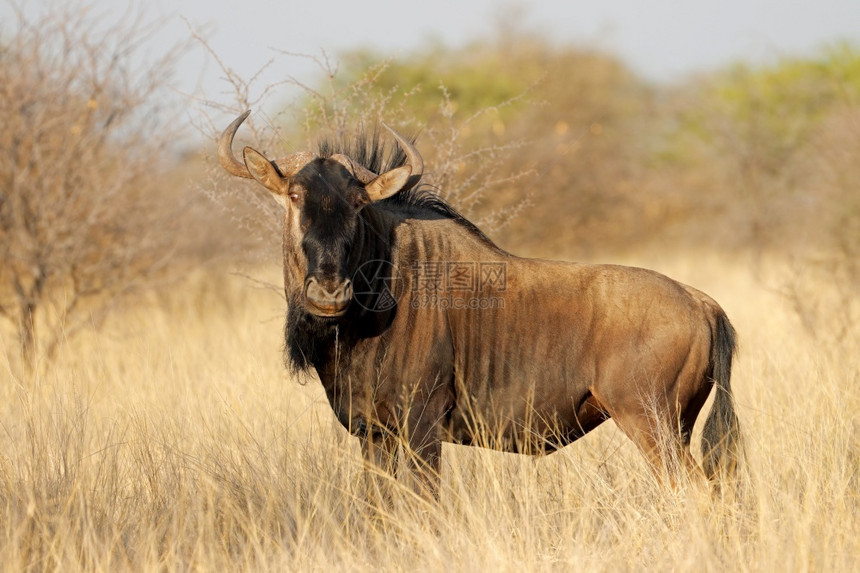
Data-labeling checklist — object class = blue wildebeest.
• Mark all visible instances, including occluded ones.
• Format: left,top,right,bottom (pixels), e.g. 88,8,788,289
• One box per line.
218,111,741,495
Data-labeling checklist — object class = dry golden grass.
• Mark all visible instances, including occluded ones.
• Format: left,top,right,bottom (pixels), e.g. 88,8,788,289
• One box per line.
0,253,857,571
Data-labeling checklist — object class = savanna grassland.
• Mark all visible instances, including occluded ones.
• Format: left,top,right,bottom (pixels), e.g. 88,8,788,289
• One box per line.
2,3,859,570
0,254,857,571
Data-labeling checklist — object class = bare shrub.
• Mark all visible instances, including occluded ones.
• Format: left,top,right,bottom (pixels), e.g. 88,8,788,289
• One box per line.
0,1,186,370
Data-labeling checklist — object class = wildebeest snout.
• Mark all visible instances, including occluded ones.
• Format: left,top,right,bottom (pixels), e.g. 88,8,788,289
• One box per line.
303,276,353,316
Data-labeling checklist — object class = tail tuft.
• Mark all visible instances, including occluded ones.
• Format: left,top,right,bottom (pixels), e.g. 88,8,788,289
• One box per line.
701,311,742,479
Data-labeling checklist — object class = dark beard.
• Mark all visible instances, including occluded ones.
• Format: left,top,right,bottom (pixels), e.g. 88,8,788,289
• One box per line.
283,295,338,373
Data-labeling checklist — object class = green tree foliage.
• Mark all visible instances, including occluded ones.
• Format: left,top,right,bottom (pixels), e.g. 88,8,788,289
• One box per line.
660,45,860,244
668,43,860,167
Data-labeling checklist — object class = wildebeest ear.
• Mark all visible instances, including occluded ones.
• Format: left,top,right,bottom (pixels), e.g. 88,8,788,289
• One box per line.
243,147,287,197
364,165,412,203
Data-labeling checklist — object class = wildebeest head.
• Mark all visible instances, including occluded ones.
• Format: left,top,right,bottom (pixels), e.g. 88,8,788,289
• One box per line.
217,111,423,318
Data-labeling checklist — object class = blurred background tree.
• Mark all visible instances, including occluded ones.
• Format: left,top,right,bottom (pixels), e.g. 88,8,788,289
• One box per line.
0,3,189,371
657,44,860,249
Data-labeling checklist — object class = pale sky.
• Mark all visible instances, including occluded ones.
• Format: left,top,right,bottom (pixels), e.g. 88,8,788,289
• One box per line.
4,1,860,110
165,0,860,91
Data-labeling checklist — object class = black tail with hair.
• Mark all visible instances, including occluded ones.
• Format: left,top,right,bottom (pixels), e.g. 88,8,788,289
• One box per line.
701,310,742,479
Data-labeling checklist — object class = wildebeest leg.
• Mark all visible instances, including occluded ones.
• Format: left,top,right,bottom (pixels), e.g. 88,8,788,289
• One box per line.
403,437,441,499
401,413,443,498
399,375,450,499
360,429,399,504
611,406,706,487
678,376,715,484
594,385,685,484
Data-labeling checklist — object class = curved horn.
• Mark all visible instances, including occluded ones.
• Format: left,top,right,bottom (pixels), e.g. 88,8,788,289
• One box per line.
218,110,317,180
382,123,424,191
217,110,254,178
